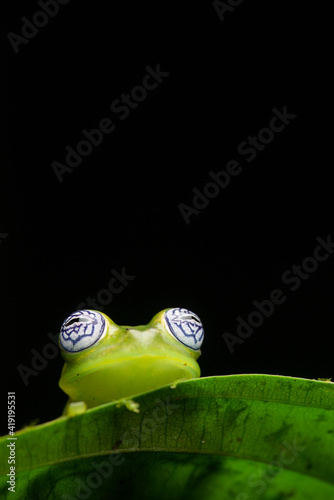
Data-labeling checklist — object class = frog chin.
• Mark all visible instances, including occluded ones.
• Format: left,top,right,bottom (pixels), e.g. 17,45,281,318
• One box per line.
59,354,200,409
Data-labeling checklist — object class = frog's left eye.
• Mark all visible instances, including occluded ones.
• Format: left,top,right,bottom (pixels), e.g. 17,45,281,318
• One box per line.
59,310,106,353
164,308,204,351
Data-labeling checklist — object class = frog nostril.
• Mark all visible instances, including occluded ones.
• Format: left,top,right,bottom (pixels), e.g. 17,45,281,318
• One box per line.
127,328,159,342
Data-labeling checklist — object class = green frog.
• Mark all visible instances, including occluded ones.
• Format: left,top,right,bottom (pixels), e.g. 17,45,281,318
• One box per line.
58,308,204,414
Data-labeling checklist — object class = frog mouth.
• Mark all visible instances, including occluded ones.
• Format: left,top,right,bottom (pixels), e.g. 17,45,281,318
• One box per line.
60,354,200,407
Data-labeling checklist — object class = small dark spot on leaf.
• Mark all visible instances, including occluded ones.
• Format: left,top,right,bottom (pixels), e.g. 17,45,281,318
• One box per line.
327,429,333,433
306,463,313,470
282,489,297,498
236,437,242,442
112,440,122,450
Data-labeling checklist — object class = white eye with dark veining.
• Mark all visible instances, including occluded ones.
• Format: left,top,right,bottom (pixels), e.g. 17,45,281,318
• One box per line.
164,308,204,351
59,310,106,353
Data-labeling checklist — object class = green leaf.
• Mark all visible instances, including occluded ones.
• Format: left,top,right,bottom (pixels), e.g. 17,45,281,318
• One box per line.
1,374,334,499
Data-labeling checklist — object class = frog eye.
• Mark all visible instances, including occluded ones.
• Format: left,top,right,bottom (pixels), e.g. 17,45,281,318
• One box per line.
164,308,204,351
59,310,106,353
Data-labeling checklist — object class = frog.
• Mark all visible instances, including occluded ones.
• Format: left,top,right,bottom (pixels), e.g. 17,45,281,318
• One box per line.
58,307,204,415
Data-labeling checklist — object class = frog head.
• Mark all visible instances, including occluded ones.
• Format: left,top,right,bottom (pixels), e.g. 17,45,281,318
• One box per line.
59,308,204,408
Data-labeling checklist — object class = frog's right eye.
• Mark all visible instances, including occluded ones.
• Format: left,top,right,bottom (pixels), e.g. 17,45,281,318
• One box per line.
59,310,106,353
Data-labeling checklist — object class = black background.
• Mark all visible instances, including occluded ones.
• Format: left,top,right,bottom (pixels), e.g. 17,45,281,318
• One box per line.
0,1,332,435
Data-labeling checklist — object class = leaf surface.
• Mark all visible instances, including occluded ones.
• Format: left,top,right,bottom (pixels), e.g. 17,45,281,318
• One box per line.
1,374,334,499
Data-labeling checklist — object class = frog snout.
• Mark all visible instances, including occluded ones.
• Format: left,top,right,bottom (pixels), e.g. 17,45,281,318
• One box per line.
126,328,160,344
